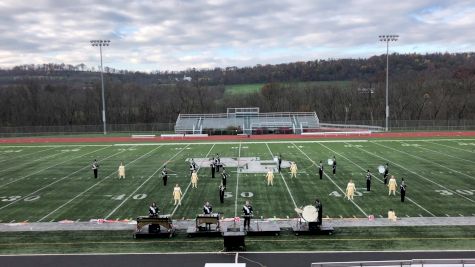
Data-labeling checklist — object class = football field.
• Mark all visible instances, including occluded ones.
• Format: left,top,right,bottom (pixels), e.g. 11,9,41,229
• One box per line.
0,137,474,223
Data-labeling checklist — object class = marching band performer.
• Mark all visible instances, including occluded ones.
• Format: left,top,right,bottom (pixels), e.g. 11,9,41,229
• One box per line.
346,179,356,200
383,163,389,185
92,159,99,178
400,178,407,202
266,168,274,186
290,162,298,178
149,202,159,217
219,182,225,204
366,169,371,191
190,159,197,175
315,199,323,226
203,201,213,214
318,160,324,180
162,166,168,186
242,201,253,230
210,158,216,178
191,170,199,188
388,175,397,196
221,168,228,187
278,154,282,173
118,161,125,179
173,184,183,205
216,153,221,172
332,156,337,175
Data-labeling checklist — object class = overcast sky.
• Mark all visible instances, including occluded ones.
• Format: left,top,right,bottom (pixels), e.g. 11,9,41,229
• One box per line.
0,0,474,71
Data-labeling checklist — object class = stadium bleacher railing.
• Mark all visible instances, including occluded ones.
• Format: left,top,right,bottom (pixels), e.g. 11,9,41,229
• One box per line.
311,258,475,267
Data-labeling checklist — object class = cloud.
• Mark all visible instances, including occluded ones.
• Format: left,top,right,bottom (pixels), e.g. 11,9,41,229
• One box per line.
0,0,474,71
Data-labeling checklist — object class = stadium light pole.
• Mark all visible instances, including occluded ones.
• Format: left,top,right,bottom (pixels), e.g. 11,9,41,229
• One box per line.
90,40,110,135
378,35,398,132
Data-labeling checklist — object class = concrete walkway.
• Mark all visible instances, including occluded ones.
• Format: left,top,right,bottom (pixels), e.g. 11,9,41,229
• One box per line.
0,216,474,232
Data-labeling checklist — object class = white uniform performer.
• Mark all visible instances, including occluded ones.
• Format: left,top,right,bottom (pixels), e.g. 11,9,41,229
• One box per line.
191,170,199,188
346,179,356,200
266,169,274,186
290,162,298,178
388,175,397,196
118,161,125,179
173,184,183,205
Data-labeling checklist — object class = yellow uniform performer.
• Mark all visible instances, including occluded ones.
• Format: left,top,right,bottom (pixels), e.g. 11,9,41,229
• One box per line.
346,180,356,200
118,163,125,179
173,184,183,205
191,171,199,188
266,170,274,186
388,209,397,221
290,162,298,178
388,176,397,196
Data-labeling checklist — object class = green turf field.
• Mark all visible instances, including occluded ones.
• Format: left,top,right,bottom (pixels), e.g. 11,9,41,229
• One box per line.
224,80,351,95
0,138,474,223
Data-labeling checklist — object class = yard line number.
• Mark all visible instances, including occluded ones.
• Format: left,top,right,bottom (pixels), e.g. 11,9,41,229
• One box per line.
1,195,40,202
435,189,475,196
111,194,148,200
224,192,254,198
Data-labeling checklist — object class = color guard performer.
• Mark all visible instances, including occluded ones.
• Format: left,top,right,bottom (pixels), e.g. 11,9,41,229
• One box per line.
118,161,125,179
400,178,407,202
149,202,159,217
242,201,253,230
219,183,225,204
315,199,323,226
265,168,274,186
366,169,371,191
221,168,228,187
92,159,99,178
162,166,168,186
173,184,182,205
388,175,397,196
332,156,337,175
388,209,397,221
346,179,356,200
210,158,216,178
383,163,389,185
290,162,298,178
318,160,323,180
191,170,199,188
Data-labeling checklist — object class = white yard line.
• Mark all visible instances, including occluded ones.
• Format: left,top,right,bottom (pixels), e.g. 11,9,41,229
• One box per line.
234,142,241,217
0,146,123,211
292,142,368,217
265,143,298,209
37,145,163,222
0,146,108,189
0,147,57,163
410,142,475,164
424,140,475,154
374,141,475,182
170,144,215,216
321,142,436,217
354,143,475,204
105,145,190,219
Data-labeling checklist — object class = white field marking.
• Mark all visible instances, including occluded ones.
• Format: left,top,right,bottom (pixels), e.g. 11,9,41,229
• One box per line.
293,142,368,217
105,145,189,219
0,146,124,211
234,142,241,218
0,147,76,174
0,147,57,164
459,214,464,217
354,143,475,204
0,146,109,190
170,144,215,216
424,140,475,154
375,141,475,182
411,142,475,165
445,214,450,217
0,144,110,148
37,145,162,222
265,143,298,209
320,142,436,217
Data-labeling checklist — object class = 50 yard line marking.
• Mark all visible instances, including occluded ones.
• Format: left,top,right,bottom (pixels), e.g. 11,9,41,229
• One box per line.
292,142,369,217
170,144,215,216
105,145,190,219
234,142,241,217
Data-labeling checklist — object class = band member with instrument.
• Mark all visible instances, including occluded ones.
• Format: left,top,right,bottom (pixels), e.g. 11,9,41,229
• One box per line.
118,161,125,179
315,199,323,226
332,156,337,175
216,154,221,172
242,201,253,230
318,161,324,180
173,184,183,205
162,166,168,186
346,179,356,200
210,158,216,178
221,168,228,187
290,162,298,179
400,178,407,202
149,202,159,217
278,154,282,173
190,159,197,175
383,163,389,185
92,159,99,178
388,175,397,196
203,201,213,230
191,170,199,189
219,183,225,203
266,169,274,186
366,169,371,191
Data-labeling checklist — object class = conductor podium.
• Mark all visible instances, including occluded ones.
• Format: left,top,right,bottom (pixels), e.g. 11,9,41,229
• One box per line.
134,215,176,238
187,213,222,237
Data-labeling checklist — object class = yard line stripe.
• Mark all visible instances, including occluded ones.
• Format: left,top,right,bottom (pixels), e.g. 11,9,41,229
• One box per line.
354,143,475,204
424,140,475,154
0,146,121,210
375,141,475,182
105,145,190,219
0,147,57,163
170,144,215,216
234,142,241,217
265,143,298,209
413,142,475,164
292,142,368,217
321,142,435,217
0,146,104,189
37,145,163,222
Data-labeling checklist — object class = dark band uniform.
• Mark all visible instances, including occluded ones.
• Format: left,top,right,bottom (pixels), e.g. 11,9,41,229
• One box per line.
203,204,213,230
149,204,159,217
162,168,168,186
315,200,323,226
384,166,389,185
242,204,253,229
221,171,228,187
319,163,323,179
366,172,371,191
278,155,282,172
332,159,337,175
92,161,99,178
219,185,225,203
400,182,407,202
210,160,216,178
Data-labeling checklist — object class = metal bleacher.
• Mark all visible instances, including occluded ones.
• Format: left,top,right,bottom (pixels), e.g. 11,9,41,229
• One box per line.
174,107,320,134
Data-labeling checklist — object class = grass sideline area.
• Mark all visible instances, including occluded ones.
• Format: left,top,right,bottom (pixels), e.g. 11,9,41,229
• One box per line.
224,80,352,95
0,226,474,254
